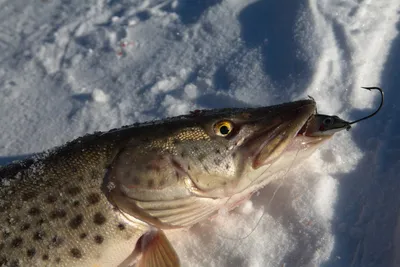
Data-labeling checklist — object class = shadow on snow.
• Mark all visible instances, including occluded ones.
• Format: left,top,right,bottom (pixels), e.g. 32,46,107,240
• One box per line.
322,21,400,267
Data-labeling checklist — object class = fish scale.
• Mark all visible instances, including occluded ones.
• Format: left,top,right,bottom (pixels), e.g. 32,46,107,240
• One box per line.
0,134,149,267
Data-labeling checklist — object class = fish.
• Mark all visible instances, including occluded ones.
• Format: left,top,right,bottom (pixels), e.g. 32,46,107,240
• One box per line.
0,96,375,267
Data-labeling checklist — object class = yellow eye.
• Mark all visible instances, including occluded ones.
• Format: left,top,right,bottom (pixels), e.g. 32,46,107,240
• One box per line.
214,121,233,137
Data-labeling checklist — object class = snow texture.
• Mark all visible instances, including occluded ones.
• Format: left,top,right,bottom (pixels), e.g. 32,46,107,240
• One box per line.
0,0,399,266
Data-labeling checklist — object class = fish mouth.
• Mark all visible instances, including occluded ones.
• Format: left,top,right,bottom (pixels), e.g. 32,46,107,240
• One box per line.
246,100,327,169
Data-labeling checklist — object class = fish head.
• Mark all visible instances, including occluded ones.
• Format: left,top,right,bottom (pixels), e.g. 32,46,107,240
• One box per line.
107,99,334,227
172,99,332,197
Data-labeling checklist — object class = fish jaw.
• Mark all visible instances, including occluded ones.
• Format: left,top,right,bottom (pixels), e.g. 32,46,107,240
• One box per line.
245,100,318,169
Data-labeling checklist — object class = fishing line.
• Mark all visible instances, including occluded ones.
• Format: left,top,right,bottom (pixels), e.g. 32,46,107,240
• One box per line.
212,145,302,243
239,147,301,239
223,147,302,260
200,153,279,239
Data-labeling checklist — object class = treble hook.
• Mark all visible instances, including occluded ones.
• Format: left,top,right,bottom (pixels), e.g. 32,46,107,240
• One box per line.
304,87,384,136
347,87,384,125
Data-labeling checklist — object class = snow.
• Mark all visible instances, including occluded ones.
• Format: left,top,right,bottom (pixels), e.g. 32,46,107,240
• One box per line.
92,88,110,103
0,0,399,266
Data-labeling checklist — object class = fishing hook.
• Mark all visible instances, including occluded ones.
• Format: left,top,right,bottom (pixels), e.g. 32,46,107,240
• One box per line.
347,86,384,126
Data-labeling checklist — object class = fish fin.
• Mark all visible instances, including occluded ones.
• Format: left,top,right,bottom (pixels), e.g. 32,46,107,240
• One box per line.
136,229,180,267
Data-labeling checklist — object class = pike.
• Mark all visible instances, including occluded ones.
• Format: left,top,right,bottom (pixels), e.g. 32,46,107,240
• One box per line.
0,88,383,267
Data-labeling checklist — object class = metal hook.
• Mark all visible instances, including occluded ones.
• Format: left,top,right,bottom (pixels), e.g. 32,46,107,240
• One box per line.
348,87,384,125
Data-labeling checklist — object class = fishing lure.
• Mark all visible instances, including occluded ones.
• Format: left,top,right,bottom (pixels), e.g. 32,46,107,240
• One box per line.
304,87,383,136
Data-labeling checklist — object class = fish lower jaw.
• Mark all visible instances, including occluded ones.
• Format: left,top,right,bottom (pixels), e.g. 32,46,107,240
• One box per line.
288,135,331,152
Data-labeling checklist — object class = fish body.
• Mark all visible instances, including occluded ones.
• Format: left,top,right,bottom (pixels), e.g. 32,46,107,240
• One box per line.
0,99,333,267
0,130,150,267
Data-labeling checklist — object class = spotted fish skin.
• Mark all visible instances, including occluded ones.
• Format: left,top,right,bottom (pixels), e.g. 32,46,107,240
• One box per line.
0,132,149,267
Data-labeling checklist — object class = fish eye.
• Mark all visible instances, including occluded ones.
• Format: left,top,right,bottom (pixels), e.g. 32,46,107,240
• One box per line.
214,121,234,137
323,117,334,125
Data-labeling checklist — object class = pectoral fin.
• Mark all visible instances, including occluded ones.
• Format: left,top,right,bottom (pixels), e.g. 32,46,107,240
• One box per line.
137,229,180,267
119,229,180,267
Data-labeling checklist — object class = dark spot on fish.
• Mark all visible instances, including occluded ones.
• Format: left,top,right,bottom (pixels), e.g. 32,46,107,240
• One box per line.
214,158,221,165
159,179,166,186
146,164,160,172
45,195,57,204
187,164,191,171
232,152,236,158
36,219,45,226
215,149,221,154
0,256,7,265
147,179,154,188
70,248,82,258
194,146,199,151
27,248,36,258
180,151,186,158
0,202,11,213
172,138,180,144
42,254,49,261
33,231,46,241
91,169,100,180
21,223,30,231
93,212,106,225
226,164,230,170
66,186,81,196
175,171,180,179
50,209,67,220
79,233,87,239
28,207,41,216
204,166,209,172
69,214,84,229
55,257,61,264
52,236,64,247
62,200,68,205
2,231,10,239
154,165,161,172
11,237,23,248
22,191,36,201
118,223,126,231
94,235,104,244
197,154,206,161
87,193,101,205
72,200,80,207
130,175,141,185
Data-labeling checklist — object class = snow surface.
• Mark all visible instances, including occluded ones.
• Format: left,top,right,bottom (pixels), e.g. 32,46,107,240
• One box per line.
0,0,399,266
